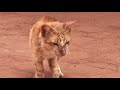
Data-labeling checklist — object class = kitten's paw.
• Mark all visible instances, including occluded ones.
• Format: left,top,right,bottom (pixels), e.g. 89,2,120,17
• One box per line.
35,73,44,78
59,72,64,78
52,72,64,78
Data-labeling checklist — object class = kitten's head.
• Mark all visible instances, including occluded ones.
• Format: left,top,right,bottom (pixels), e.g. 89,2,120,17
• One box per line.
40,20,76,56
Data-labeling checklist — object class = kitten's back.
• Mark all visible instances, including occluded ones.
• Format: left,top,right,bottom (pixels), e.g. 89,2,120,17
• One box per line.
40,16,57,23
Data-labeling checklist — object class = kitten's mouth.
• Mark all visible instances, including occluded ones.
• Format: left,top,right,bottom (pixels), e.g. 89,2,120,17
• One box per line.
59,49,66,56
52,43,67,56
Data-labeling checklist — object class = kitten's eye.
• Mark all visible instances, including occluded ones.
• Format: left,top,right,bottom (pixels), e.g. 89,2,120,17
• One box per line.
66,41,70,44
52,42,58,46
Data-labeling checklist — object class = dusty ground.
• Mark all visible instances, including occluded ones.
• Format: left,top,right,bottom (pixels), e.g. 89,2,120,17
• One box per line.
1,12,120,78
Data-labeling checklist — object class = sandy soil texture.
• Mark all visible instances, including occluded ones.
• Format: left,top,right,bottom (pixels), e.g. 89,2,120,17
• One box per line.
0,12,120,78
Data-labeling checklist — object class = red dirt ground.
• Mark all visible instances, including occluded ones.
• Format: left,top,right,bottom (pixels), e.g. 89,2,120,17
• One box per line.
0,12,120,78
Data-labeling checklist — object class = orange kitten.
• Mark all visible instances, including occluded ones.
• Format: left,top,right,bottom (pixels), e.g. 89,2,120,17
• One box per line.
29,16,76,78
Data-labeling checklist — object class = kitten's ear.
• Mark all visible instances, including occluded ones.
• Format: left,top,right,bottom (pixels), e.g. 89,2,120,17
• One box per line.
40,24,53,37
65,20,77,27
64,20,77,33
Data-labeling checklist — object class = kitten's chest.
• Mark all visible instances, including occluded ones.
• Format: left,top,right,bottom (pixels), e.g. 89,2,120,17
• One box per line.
39,45,61,59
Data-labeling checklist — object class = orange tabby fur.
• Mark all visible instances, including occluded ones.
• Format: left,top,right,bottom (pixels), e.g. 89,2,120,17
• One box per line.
29,16,76,78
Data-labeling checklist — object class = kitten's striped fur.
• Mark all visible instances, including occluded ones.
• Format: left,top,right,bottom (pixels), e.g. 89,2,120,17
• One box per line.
29,16,76,78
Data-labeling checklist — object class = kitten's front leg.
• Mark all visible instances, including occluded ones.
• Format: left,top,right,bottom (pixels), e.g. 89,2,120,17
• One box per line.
34,59,44,78
48,57,64,78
